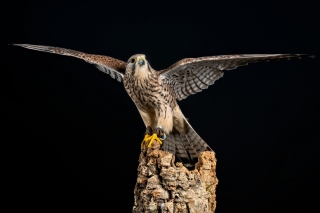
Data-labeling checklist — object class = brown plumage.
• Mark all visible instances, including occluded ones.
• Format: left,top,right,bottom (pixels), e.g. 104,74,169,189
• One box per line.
12,44,314,166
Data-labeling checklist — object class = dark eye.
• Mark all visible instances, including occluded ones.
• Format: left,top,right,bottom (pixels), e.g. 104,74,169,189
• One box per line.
130,58,136,63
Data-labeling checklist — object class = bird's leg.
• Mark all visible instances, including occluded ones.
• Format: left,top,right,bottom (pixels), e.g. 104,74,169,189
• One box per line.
138,109,157,149
141,126,163,149
141,126,153,149
145,126,165,148
145,126,153,135
145,108,171,147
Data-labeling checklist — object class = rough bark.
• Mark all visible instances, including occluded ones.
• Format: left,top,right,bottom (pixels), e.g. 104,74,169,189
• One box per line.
133,140,218,213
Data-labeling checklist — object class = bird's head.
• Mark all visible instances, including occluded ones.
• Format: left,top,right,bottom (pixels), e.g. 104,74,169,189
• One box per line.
126,54,152,78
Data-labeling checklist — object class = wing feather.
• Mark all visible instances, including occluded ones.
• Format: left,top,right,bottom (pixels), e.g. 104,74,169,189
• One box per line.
160,54,313,100
12,44,127,82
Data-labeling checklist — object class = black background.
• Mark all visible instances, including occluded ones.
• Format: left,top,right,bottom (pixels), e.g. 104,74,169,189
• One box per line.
4,0,320,212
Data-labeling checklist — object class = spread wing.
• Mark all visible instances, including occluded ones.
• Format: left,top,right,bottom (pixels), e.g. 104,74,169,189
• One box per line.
160,54,314,100
12,44,127,82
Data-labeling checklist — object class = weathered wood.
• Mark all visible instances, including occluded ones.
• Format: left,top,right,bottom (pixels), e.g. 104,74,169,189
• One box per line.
133,140,218,213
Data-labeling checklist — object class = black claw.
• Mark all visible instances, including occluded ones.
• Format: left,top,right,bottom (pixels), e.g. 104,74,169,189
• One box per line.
145,126,153,135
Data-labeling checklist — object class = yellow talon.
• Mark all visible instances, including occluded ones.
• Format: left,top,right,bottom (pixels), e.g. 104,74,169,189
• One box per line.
141,133,163,149
147,133,163,147
141,134,152,149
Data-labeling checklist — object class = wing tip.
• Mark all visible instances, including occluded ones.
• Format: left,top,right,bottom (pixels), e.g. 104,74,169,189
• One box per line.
10,43,29,47
294,54,315,59
10,43,21,47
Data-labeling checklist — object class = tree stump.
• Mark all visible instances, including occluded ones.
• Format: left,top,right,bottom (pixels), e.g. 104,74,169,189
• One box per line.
133,140,218,213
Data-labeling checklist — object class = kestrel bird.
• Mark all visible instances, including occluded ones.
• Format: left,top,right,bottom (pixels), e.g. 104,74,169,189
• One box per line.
12,44,314,166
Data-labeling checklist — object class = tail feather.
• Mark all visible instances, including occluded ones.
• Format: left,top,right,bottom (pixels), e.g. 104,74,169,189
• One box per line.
186,130,202,153
187,128,211,151
184,117,212,152
160,119,212,167
162,133,176,156
178,132,198,163
174,133,192,166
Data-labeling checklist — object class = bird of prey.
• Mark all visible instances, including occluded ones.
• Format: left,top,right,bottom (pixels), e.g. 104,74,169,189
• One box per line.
12,44,314,166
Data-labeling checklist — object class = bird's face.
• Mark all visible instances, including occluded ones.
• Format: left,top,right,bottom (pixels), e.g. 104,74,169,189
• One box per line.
126,54,151,78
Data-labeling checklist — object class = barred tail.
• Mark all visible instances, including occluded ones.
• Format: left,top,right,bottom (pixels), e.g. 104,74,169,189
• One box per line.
161,118,212,167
